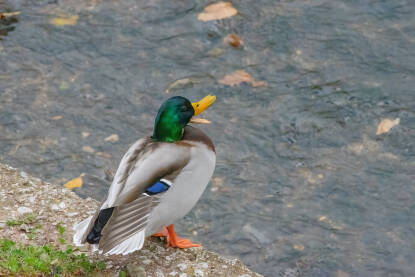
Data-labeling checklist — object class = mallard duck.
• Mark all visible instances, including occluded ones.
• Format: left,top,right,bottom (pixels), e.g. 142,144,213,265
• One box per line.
73,95,216,255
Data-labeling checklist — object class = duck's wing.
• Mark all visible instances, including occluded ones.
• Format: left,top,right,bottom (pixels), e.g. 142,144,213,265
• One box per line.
102,137,190,208
77,138,191,254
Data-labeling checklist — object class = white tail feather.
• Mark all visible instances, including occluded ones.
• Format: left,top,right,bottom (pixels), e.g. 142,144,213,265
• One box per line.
73,216,93,246
105,230,146,256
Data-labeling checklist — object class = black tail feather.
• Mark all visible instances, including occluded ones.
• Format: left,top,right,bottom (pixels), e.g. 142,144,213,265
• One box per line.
86,207,114,244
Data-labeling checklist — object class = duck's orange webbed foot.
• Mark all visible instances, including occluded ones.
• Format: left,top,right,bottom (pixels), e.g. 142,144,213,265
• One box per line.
152,224,201,248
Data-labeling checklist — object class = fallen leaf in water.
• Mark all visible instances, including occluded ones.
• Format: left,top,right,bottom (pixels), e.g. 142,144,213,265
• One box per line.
319,216,327,222
198,2,237,22
219,70,267,87
224,34,243,48
82,145,95,153
64,176,83,189
82,132,90,138
50,15,79,26
212,177,224,186
0,11,21,19
318,215,343,230
165,78,195,93
336,270,351,277
96,152,111,159
293,244,305,251
51,115,63,120
376,118,400,135
207,48,224,57
104,134,119,143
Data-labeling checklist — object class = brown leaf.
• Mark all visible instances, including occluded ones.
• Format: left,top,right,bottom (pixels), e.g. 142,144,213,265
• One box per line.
104,134,119,143
64,176,82,189
198,2,237,22
219,70,267,87
96,152,111,159
376,118,400,135
293,244,304,251
51,115,63,120
224,34,243,48
336,270,351,277
50,15,78,26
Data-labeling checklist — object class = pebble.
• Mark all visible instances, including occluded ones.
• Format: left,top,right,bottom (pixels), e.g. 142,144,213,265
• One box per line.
58,202,66,209
67,212,79,217
142,259,152,265
177,263,187,271
17,206,33,215
194,269,204,276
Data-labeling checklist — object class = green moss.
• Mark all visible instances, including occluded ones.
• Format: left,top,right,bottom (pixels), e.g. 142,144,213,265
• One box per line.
0,239,106,276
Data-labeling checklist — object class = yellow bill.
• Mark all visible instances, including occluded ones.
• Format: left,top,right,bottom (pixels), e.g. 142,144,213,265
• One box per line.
192,94,216,116
191,94,216,124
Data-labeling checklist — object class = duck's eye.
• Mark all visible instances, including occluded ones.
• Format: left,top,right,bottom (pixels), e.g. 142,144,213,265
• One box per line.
180,106,188,112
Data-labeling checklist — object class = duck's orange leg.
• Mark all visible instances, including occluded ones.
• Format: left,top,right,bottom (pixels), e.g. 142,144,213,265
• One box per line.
152,225,200,248
152,227,169,237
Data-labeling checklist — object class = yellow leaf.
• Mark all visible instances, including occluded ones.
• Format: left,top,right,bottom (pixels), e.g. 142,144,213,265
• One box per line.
82,145,95,153
293,244,304,251
376,118,400,135
0,11,21,19
165,78,195,93
198,2,237,22
82,132,90,138
219,70,267,87
319,216,327,221
50,15,79,26
64,176,82,189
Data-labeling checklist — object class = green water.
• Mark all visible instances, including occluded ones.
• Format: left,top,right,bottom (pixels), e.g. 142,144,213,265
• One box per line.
1,0,415,276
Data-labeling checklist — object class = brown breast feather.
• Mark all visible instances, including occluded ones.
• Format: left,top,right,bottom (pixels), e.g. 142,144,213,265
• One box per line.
181,125,215,152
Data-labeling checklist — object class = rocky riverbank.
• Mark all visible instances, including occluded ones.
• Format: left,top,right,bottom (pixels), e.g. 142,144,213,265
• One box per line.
0,162,262,276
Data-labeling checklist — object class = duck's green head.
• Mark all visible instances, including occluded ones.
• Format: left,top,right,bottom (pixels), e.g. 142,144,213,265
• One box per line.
152,95,216,142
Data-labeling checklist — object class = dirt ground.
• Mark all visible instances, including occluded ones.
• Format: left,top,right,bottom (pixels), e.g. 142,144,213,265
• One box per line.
0,162,261,276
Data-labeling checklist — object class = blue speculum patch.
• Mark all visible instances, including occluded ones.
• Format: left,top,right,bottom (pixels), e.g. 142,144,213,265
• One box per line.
145,181,170,195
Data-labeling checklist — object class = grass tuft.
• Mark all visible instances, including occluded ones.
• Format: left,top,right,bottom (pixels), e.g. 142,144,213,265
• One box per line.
0,239,106,275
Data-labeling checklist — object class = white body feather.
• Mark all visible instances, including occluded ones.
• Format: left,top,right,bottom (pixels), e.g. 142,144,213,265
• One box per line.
145,141,216,236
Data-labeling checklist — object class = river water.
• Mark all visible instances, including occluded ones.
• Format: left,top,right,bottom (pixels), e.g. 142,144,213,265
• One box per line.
1,0,415,276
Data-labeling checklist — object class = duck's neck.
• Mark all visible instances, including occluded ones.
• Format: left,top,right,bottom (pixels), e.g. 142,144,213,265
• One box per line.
152,117,184,142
